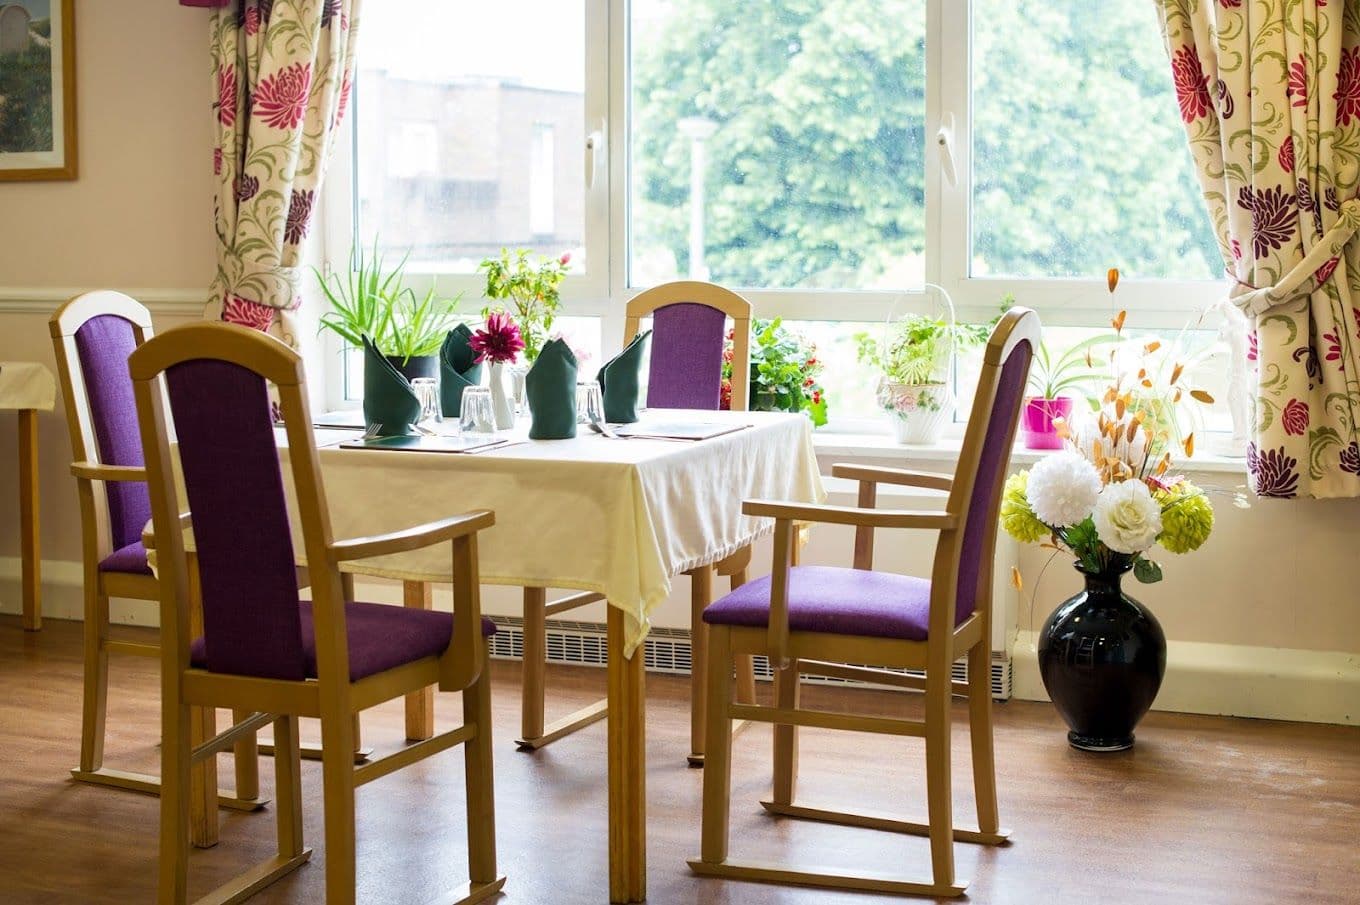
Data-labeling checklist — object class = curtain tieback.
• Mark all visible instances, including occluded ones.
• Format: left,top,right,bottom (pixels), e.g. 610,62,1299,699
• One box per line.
211,249,303,311
1231,201,1360,316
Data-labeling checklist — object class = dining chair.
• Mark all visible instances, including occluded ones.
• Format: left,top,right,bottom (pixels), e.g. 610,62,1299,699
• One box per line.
689,307,1039,898
130,322,503,905
49,292,268,835
517,280,760,766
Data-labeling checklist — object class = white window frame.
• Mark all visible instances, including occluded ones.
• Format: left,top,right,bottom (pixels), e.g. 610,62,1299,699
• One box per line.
321,0,1230,418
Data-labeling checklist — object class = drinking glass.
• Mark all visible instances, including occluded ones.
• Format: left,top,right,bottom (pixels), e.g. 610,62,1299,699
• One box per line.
410,377,441,424
577,380,604,425
460,386,496,436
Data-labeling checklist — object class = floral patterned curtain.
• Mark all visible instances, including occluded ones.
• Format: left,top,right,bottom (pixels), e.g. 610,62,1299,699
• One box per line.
207,0,359,347
1156,0,1360,499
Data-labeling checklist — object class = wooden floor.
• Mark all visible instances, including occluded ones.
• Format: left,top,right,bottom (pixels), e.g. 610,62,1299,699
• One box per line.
1,618,1357,904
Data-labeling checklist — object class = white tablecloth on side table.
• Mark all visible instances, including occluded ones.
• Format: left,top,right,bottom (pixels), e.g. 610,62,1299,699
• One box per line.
0,362,56,412
298,409,825,655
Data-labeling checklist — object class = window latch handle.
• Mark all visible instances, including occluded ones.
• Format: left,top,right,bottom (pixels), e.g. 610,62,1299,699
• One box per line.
936,113,958,188
586,122,606,191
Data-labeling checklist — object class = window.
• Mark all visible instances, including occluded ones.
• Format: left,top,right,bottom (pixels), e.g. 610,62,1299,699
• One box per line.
331,1,1229,427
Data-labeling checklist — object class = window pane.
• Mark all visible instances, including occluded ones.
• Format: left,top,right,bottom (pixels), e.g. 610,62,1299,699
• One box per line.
970,1,1219,280
356,1,585,272
629,0,927,290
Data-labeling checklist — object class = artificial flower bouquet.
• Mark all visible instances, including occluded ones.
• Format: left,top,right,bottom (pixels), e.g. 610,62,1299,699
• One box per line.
999,307,1216,584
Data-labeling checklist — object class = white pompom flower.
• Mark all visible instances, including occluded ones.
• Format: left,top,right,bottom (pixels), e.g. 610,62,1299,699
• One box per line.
1092,479,1163,554
1025,451,1102,528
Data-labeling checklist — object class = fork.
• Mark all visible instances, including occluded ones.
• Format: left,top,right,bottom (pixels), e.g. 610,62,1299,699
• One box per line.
363,422,383,440
587,416,621,439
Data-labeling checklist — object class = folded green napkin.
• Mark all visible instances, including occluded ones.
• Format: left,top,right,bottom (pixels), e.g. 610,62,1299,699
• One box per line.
440,324,485,417
596,329,651,424
526,338,578,440
361,335,421,437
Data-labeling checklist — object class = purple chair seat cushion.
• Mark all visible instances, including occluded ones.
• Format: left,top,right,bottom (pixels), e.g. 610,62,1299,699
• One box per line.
703,565,935,641
190,600,497,682
99,541,153,576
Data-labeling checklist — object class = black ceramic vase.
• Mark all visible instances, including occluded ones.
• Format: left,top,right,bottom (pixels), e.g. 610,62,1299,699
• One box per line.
1037,560,1166,752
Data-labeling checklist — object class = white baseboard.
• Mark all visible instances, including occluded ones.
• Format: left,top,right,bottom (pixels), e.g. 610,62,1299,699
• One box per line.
1011,630,1359,726
5,556,1355,726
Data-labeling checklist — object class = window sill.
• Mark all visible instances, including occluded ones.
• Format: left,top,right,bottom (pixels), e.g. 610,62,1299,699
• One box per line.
811,428,1249,477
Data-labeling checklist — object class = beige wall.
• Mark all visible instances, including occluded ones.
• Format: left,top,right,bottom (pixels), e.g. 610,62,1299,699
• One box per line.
0,2,1356,688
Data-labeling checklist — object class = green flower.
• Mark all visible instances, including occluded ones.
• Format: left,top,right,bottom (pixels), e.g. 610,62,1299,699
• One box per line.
1000,471,1049,544
1156,483,1214,554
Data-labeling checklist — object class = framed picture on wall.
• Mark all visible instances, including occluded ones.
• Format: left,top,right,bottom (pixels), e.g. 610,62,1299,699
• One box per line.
0,0,75,181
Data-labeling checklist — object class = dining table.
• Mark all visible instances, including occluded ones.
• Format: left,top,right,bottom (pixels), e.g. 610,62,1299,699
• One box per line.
177,408,825,902
0,361,56,631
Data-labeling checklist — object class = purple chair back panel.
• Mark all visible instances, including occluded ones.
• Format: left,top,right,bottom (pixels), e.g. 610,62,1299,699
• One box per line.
165,359,305,680
955,341,1032,626
646,303,727,410
74,315,154,552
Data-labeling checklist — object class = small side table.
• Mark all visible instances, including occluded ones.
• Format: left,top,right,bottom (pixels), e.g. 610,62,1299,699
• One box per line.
0,363,56,631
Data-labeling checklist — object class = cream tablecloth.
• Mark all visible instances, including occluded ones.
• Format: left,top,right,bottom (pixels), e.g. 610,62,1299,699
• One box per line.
287,410,823,656
0,362,56,412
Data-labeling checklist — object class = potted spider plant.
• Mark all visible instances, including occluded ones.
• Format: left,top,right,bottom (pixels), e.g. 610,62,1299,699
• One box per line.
1023,335,1117,449
317,239,462,381
855,314,989,444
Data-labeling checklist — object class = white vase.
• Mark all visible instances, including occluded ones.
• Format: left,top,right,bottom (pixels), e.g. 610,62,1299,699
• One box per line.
489,361,515,430
878,380,953,445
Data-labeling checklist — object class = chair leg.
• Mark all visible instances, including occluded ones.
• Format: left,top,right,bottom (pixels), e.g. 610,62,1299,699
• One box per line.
967,642,1000,835
232,708,260,803
771,659,800,806
158,699,192,905
698,625,735,864
463,645,503,888
924,671,956,890
521,587,547,743
319,707,358,905
729,568,757,706
273,716,305,858
189,707,219,848
77,590,110,774
688,565,713,766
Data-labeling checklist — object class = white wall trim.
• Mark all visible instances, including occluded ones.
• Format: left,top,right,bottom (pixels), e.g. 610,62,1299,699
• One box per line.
1012,629,1360,727
0,287,206,317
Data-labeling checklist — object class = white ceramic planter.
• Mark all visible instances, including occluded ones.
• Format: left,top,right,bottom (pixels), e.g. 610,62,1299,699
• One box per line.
878,380,954,444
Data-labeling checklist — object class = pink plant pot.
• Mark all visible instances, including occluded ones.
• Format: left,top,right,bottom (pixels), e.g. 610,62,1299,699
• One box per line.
1022,396,1074,450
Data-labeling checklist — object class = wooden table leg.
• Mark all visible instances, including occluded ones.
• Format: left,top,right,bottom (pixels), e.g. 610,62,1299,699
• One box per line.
18,410,40,631
687,566,712,766
606,606,646,903
403,580,434,741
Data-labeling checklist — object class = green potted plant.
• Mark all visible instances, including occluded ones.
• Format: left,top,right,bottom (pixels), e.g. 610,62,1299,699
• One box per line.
478,248,571,364
855,314,989,443
721,318,827,425
316,239,462,380
1023,335,1116,449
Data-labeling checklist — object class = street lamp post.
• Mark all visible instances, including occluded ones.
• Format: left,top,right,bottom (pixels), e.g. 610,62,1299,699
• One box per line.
677,116,718,280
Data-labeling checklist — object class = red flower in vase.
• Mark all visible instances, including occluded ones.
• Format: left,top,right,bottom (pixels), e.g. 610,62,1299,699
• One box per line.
470,312,526,364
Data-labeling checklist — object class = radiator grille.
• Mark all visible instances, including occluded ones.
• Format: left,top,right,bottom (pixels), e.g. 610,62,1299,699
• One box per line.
486,615,1013,700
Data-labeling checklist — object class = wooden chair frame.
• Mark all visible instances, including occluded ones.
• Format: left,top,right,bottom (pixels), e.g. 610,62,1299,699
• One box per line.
689,307,1040,898
516,280,759,764
50,292,267,841
131,323,503,905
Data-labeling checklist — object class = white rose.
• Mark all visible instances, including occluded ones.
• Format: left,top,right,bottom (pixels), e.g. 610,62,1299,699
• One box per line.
1025,450,1102,527
1092,479,1163,554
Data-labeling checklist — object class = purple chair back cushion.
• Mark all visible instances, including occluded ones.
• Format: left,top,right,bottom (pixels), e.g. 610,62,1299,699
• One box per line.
74,316,153,551
646,303,727,410
955,341,1032,625
165,359,306,680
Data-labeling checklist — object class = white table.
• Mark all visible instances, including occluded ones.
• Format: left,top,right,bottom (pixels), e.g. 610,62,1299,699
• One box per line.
299,410,824,902
0,362,56,630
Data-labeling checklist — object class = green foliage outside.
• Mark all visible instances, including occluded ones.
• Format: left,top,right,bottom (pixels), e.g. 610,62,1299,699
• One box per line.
631,0,1219,287
0,44,54,154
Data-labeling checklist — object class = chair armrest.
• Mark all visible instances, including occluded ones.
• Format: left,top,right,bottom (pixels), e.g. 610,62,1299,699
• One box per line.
831,463,953,493
743,499,955,531
142,511,192,552
328,510,495,564
71,461,146,483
